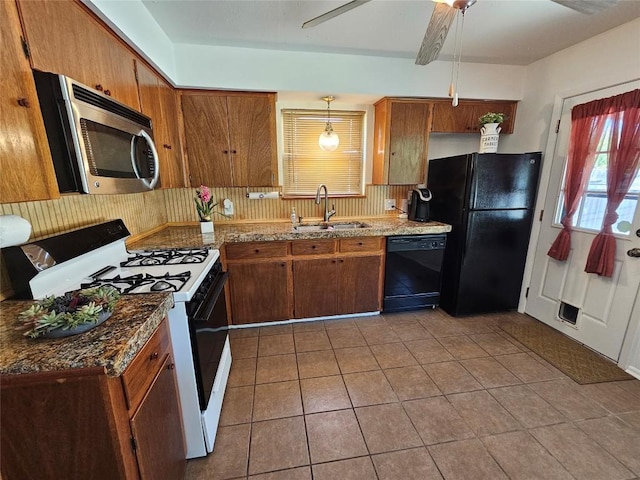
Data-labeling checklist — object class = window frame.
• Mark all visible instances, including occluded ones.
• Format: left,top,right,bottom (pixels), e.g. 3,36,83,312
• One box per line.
552,117,640,237
276,99,374,198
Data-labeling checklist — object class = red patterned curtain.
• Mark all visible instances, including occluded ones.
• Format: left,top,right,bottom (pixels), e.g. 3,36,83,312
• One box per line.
547,101,607,261
585,89,640,277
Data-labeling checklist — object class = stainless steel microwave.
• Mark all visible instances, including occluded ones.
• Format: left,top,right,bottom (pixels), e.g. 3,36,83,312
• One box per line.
33,71,159,194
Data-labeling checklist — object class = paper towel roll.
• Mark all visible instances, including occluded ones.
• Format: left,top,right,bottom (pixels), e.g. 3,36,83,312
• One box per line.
0,215,32,248
247,191,279,200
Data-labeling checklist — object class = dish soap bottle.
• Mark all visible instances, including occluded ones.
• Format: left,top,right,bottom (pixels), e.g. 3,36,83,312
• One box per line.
290,207,297,225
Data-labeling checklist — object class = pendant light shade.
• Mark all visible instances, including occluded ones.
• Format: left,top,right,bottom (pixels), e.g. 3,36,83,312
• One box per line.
319,96,339,152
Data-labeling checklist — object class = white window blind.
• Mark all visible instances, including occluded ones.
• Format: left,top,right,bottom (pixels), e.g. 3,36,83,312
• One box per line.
282,109,365,196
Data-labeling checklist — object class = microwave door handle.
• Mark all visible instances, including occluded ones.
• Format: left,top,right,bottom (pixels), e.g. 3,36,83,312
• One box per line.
130,130,160,189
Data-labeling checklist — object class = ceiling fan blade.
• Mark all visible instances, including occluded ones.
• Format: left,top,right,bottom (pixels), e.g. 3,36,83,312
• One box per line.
551,0,619,14
415,3,457,65
302,0,371,29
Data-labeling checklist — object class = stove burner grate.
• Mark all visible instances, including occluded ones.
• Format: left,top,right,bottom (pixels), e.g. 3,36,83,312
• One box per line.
121,249,209,267
81,271,191,294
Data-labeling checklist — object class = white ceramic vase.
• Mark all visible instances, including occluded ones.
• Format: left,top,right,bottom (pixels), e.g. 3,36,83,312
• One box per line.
479,122,501,153
200,221,214,234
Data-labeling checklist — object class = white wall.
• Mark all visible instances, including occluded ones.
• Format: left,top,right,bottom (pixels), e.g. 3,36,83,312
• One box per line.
82,0,177,81
173,44,526,101
515,18,640,371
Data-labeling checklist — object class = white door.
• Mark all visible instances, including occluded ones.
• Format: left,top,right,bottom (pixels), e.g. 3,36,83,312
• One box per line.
526,82,640,361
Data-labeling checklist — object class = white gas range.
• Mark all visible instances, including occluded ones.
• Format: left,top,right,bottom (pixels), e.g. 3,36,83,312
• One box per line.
3,220,231,459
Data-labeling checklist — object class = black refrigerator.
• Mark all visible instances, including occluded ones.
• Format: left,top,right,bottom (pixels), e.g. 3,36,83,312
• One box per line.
427,152,542,316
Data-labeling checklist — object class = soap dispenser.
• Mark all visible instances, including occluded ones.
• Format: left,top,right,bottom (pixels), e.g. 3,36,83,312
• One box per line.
290,207,297,225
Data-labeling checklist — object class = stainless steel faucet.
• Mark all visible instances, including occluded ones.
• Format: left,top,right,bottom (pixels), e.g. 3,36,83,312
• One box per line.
315,184,336,222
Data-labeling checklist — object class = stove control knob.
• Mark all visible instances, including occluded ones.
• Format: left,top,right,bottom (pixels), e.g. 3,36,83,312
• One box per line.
194,293,205,302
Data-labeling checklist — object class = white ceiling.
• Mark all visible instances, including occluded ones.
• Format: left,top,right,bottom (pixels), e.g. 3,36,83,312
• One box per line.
141,0,640,66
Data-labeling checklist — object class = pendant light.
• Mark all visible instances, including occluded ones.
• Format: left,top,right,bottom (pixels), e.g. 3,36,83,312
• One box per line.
319,96,339,152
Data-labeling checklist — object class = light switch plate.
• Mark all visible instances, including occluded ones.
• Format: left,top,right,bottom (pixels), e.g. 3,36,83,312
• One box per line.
223,198,234,216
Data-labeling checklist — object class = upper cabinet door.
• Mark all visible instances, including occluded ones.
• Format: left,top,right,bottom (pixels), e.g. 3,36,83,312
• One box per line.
226,95,277,187
1,0,59,203
181,93,233,187
157,79,185,188
431,100,517,134
388,102,432,185
181,92,277,188
372,98,432,185
18,0,140,110
136,61,184,188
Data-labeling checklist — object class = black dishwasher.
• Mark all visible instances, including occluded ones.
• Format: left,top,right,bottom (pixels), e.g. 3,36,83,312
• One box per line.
383,235,447,312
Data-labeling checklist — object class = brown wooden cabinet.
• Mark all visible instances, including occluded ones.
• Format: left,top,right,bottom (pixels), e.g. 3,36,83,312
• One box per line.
293,256,339,319
130,355,186,480
293,237,384,318
181,91,277,187
225,241,292,324
373,98,433,185
337,255,383,314
431,99,517,134
135,61,184,188
223,237,384,324
18,0,140,110
0,319,186,480
0,0,59,203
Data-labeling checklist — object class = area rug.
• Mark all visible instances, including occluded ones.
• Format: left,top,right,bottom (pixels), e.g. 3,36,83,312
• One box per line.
500,322,634,385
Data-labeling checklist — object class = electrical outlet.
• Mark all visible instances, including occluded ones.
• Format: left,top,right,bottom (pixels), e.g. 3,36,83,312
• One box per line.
384,199,396,211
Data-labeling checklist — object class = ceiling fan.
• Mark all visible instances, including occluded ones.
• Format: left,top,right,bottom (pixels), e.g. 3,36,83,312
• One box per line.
302,0,620,66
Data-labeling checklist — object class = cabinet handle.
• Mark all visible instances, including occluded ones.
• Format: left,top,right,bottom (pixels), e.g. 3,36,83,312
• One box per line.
358,242,363,246
168,363,175,370
391,152,395,156
331,259,336,263
231,150,237,154
163,144,172,150
339,259,344,263
17,98,30,108
281,263,286,267
95,84,103,91
311,245,317,249
104,90,111,96
149,352,159,361
254,249,260,254
223,150,229,154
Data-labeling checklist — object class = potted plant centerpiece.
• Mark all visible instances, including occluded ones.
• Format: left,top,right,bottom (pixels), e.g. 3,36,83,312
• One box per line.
478,112,506,153
195,185,217,233
194,185,230,234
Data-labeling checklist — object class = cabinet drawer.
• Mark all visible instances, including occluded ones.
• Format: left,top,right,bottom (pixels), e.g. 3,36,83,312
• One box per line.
339,237,383,253
226,241,288,260
122,320,171,412
292,239,336,256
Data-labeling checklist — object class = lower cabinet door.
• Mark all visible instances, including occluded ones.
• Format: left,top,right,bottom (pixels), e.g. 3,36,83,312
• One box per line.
338,255,383,314
130,355,186,480
227,261,292,324
293,258,338,318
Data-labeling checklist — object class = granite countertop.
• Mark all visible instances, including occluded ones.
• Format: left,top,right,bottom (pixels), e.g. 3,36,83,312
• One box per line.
128,217,452,250
0,293,174,377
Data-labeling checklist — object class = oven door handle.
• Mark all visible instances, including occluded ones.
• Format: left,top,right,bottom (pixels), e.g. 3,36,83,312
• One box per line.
192,272,228,323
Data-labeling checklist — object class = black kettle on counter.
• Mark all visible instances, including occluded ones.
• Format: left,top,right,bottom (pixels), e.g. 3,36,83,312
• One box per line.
408,186,432,222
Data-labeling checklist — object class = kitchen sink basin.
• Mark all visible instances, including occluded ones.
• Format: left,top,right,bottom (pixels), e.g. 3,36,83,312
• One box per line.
293,222,370,232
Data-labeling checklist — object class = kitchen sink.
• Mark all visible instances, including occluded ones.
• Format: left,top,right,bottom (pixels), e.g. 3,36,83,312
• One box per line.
293,222,370,232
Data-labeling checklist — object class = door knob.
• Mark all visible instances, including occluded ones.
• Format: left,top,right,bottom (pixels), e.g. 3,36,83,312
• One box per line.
627,248,640,258
636,229,640,238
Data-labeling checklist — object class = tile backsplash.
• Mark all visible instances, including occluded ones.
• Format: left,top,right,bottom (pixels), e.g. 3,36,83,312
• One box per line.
0,185,411,298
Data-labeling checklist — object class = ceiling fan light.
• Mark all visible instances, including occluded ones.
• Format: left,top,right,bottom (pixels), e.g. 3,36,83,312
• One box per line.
319,127,340,151
441,0,476,11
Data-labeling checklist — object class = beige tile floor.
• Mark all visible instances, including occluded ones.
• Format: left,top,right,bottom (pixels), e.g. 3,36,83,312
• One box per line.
185,309,640,480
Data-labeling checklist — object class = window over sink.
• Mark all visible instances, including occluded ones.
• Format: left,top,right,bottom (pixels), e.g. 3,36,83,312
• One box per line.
281,108,366,197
